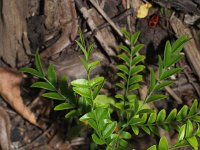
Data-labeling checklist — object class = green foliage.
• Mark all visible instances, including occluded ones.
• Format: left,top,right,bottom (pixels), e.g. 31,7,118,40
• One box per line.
21,31,200,150
80,108,117,145
20,51,77,118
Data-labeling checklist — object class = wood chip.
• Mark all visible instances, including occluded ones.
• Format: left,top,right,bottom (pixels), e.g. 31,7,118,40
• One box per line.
0,107,11,150
170,15,200,80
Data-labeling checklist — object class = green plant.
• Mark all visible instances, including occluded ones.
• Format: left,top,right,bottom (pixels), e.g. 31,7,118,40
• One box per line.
21,30,200,150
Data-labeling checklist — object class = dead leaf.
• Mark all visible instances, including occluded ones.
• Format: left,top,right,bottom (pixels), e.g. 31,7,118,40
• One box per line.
0,68,39,127
0,107,11,150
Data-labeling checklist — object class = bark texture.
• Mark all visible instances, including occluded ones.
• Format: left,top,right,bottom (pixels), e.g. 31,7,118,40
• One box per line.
0,0,30,68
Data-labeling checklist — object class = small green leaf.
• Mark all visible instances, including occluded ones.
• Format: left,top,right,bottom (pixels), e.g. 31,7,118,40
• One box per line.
95,108,109,124
172,35,188,53
20,67,43,78
178,124,186,141
118,54,130,64
141,126,151,135
154,81,173,91
93,81,104,99
185,120,193,138
65,109,80,118
102,122,117,138
187,136,198,150
89,77,104,88
42,92,65,100
116,65,129,75
47,64,57,85
87,44,94,59
54,103,74,111
115,94,124,101
31,82,55,91
94,95,115,107
176,105,188,121
119,44,131,54
73,87,91,99
164,41,172,68
131,31,140,45
128,83,140,92
189,99,198,116
129,75,143,85
76,40,88,61
190,116,200,122
173,140,189,149
131,126,139,135
87,119,98,131
138,109,154,115
119,139,129,148
92,133,105,145
160,68,182,80
131,55,145,66
117,72,127,81
120,131,132,139
71,79,89,88
35,51,44,75
121,28,131,41
147,145,157,150
113,102,123,110
166,108,177,122
149,126,159,136
130,65,145,75
116,83,125,89
157,109,166,122
158,136,169,150
146,94,167,103
129,118,143,125
132,44,144,56
88,60,100,72
148,113,157,124
195,124,200,137
80,112,94,121
166,55,184,68
79,31,86,48
141,113,148,124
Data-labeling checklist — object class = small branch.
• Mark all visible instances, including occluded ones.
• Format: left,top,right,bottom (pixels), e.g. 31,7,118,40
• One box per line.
75,0,116,56
89,0,130,45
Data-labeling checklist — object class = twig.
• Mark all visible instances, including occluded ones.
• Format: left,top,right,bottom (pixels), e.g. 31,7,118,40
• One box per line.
19,124,54,149
89,0,130,45
67,8,134,48
75,0,116,56
183,66,200,97
165,86,182,104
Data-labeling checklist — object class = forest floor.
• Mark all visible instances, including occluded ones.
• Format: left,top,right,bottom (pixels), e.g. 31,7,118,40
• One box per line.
0,0,200,149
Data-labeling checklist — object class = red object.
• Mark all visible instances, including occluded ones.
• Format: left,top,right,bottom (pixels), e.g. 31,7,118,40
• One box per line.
149,15,159,28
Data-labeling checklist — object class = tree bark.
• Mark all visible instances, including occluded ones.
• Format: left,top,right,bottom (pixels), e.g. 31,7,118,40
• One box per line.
0,0,30,68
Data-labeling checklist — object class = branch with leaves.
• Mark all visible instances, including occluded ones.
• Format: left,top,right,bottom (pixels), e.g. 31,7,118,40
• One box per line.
20,30,200,150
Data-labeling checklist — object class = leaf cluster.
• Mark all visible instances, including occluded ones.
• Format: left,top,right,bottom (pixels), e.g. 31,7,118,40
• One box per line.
145,36,189,104
72,32,104,110
20,30,200,150
20,52,78,118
